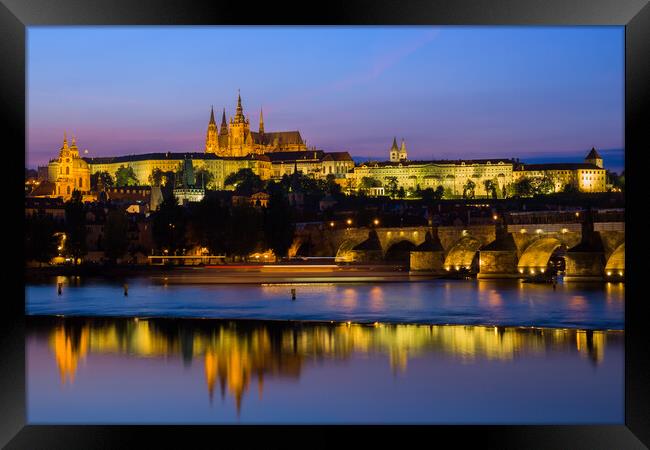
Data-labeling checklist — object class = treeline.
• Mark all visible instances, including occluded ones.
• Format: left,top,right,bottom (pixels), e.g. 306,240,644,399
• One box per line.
152,187,295,260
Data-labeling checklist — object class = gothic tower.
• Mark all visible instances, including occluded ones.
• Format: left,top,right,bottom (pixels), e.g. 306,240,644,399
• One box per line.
205,106,218,153
228,91,251,156
399,138,408,161
389,137,399,162
259,107,264,135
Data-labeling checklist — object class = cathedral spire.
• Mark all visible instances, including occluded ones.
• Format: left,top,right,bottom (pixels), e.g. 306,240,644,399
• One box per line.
259,107,264,134
209,105,216,125
236,90,243,117
220,107,228,135
391,137,398,151
62,131,69,150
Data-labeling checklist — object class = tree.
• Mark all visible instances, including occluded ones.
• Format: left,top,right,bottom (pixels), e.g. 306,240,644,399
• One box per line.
225,168,264,196
115,165,139,186
385,176,399,198
322,173,342,196
359,176,381,194
90,171,114,189
463,179,476,199
25,213,58,266
149,168,164,187
64,190,87,264
103,209,130,263
483,179,498,199
537,176,555,194
513,177,534,197
435,185,445,200
562,183,579,194
226,203,264,259
186,194,229,255
151,195,186,254
264,190,295,259
194,168,215,190
397,186,406,199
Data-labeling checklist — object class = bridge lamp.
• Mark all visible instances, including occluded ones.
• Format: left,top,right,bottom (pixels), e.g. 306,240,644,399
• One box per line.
373,219,379,226
493,215,498,220
329,221,335,227
346,219,352,225
575,212,580,217
607,271,612,276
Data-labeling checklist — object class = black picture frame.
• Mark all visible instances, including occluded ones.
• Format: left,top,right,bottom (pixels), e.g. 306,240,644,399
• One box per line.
2,0,648,447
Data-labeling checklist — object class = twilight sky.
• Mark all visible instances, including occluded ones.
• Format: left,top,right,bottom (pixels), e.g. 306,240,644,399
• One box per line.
27,26,624,172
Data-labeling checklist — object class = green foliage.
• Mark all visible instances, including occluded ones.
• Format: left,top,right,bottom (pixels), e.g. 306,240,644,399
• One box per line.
263,190,295,258
186,194,229,255
385,176,399,198
397,186,406,199
225,169,264,196
149,168,164,187
463,179,476,199
151,195,186,254
194,168,215,190
420,185,445,202
25,213,59,265
115,165,139,187
90,171,114,189
225,203,264,259
64,190,87,264
513,177,534,197
562,183,579,194
483,179,498,199
104,209,130,262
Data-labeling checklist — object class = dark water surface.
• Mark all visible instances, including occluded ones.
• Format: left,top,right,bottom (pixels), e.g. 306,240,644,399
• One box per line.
27,316,623,424
26,277,624,329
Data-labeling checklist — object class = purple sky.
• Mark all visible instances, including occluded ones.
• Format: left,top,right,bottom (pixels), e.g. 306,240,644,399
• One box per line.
27,26,624,172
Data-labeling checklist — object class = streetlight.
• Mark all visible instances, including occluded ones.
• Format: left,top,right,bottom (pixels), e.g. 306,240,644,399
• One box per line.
373,218,379,226
329,221,335,228
346,218,352,226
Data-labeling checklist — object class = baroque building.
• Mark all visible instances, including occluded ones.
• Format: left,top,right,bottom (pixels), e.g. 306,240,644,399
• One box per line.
36,133,91,200
205,92,307,157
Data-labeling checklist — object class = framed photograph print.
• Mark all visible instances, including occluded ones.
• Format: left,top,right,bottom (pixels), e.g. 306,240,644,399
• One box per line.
2,0,648,447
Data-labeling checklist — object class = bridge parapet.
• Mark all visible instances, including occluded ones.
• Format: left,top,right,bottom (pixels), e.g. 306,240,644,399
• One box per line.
507,223,581,234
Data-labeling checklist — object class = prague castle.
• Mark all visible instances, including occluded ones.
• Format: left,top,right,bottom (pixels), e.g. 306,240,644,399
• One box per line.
32,91,609,201
205,92,307,156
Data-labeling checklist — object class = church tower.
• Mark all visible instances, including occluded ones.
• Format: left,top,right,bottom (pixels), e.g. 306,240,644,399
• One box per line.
389,137,399,162
399,138,408,161
205,106,218,153
228,91,251,156
585,147,603,168
259,107,264,135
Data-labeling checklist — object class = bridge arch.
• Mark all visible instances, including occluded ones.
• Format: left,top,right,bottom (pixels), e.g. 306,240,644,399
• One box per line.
517,237,565,274
604,243,625,275
443,236,482,271
384,240,418,262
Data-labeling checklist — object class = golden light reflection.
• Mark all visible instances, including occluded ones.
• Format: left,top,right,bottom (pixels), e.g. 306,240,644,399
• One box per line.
45,318,620,413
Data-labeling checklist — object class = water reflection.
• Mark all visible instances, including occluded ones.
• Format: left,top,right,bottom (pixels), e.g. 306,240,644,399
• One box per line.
38,317,619,414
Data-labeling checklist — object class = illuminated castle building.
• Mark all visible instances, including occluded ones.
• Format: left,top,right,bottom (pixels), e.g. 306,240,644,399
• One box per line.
205,92,307,157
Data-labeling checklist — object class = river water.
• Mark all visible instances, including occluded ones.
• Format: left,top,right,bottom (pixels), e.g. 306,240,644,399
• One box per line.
25,277,624,423
26,277,624,329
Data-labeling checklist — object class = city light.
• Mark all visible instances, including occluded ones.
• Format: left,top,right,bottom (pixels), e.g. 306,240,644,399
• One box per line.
346,219,352,225
373,219,379,226
520,229,526,234
329,222,335,227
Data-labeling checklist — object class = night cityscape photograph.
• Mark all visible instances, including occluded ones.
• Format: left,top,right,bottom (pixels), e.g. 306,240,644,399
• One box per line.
24,26,625,424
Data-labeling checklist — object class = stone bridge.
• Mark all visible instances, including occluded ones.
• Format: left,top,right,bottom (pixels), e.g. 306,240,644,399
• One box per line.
291,215,624,281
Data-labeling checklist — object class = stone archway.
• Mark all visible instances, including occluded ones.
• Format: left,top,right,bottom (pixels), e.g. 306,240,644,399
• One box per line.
384,240,417,263
443,236,482,271
517,237,564,274
604,243,625,275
